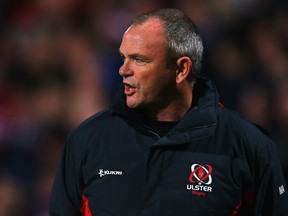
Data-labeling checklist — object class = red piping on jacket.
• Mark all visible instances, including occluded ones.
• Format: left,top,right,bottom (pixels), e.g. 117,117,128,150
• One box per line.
80,194,92,216
229,202,241,216
217,101,224,108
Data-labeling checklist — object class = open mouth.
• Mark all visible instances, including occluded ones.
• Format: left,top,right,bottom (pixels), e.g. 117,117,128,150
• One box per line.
124,83,137,95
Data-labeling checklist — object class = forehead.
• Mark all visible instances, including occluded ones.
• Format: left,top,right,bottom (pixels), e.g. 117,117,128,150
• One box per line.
130,18,164,33
120,18,166,52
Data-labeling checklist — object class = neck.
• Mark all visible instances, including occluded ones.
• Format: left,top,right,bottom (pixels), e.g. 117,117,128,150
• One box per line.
141,86,193,122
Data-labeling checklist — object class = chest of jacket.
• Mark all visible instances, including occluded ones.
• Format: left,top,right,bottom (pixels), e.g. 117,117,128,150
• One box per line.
80,127,248,216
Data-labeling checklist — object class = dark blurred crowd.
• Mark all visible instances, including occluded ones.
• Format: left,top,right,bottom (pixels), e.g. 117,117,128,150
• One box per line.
0,0,287,215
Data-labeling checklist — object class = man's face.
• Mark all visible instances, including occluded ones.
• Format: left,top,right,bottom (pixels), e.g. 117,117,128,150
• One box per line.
119,19,176,110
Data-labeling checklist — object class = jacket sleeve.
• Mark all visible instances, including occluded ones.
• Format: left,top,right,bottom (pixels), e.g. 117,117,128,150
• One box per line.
254,139,288,216
49,136,84,216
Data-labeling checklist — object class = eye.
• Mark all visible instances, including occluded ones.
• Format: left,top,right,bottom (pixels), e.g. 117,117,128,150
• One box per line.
132,55,148,64
134,57,143,63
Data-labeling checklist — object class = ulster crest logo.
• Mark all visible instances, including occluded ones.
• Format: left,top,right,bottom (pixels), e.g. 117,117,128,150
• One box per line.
187,164,213,196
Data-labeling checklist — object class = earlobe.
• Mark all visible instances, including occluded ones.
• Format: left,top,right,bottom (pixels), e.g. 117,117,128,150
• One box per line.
176,57,192,84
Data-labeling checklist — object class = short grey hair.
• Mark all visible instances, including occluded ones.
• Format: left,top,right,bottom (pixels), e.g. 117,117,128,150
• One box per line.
131,8,204,81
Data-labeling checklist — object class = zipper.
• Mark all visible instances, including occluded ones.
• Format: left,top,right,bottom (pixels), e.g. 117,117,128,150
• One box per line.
147,129,161,140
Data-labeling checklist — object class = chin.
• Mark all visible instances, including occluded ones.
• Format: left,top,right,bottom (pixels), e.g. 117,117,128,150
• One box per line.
126,100,140,109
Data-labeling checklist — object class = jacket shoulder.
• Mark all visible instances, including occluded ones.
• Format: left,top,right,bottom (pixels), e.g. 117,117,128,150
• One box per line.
74,109,112,132
66,109,121,150
217,105,274,147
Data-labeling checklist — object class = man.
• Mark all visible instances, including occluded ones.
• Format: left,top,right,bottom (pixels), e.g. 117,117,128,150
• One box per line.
49,8,288,215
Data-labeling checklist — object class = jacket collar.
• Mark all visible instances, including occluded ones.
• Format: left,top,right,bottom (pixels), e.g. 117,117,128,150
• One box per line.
110,77,219,145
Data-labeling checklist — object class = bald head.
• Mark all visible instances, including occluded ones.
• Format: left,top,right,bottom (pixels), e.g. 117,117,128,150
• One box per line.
130,8,203,81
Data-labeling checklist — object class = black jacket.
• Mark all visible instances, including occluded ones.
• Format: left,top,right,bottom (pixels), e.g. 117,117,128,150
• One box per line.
50,78,288,215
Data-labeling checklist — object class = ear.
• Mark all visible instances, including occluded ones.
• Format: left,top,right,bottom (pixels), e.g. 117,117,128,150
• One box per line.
175,56,192,84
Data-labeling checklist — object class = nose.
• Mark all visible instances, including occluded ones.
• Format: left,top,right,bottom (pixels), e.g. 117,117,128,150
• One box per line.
119,61,133,78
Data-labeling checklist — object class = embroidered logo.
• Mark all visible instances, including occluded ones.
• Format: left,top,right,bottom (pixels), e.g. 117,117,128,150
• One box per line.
279,185,285,195
99,169,123,178
187,164,213,196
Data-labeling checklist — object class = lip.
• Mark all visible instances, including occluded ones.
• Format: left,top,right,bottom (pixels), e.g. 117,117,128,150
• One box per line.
123,82,137,96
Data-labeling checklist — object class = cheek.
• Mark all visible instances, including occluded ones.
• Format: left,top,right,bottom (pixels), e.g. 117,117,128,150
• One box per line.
141,74,171,100
138,73,158,92
136,64,174,95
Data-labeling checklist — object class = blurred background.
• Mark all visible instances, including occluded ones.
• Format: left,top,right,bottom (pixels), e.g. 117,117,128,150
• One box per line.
0,0,287,215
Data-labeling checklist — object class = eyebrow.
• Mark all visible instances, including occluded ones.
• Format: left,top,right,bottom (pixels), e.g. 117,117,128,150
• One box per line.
119,50,151,61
